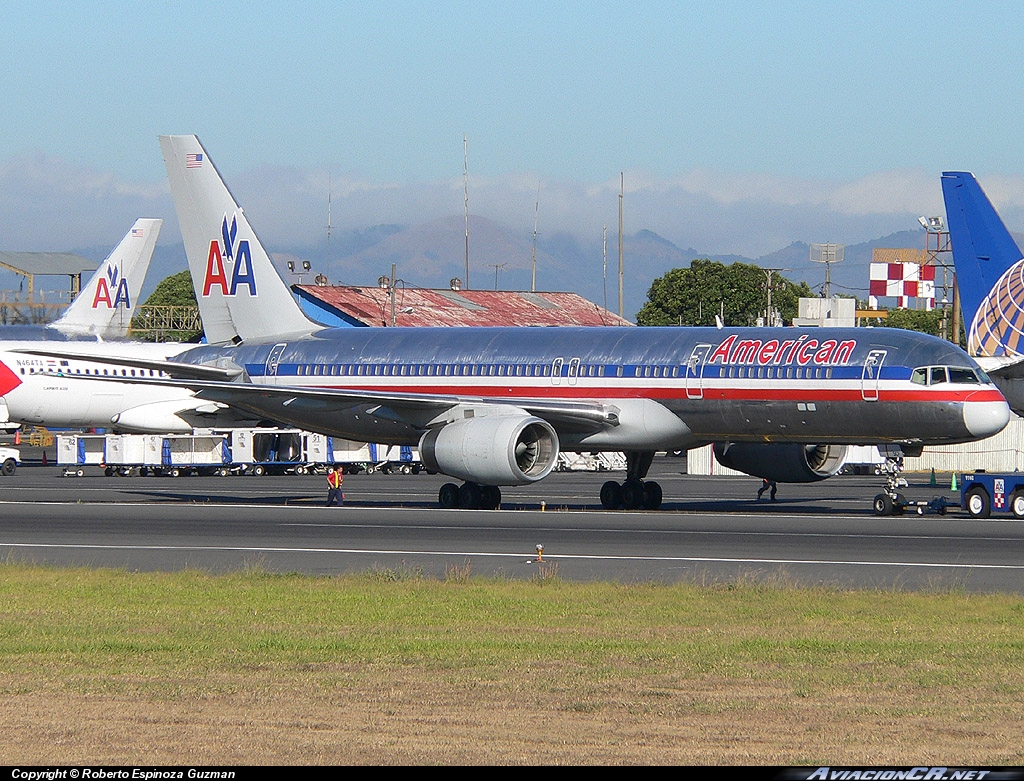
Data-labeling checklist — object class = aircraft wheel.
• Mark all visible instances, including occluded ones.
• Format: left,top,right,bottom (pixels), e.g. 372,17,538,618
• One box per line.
893,493,906,515
642,480,663,510
458,482,482,509
621,479,645,510
873,493,894,516
600,480,622,510
965,486,991,519
438,482,459,509
1010,490,1024,519
481,485,501,510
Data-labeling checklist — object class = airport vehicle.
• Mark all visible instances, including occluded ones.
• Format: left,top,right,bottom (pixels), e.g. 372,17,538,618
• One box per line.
959,471,1024,518
941,171,1024,414
22,137,1012,511
0,445,20,475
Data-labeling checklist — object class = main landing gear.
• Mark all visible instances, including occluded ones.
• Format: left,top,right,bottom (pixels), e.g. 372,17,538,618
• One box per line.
438,481,502,510
600,451,663,510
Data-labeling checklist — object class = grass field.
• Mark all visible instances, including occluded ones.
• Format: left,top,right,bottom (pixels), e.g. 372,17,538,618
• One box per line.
1,561,1022,765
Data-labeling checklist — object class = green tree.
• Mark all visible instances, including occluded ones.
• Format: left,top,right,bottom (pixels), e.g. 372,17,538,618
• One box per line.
636,259,812,326
130,270,203,342
140,270,197,308
875,306,956,341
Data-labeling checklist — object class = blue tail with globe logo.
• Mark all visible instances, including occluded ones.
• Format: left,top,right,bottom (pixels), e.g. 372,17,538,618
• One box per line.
941,171,1024,358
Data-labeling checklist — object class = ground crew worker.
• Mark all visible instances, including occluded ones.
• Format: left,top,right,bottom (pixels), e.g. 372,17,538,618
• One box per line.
757,478,777,501
326,465,344,506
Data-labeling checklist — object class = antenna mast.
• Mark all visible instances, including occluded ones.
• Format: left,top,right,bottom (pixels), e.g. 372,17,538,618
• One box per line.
602,224,608,313
326,172,332,260
463,135,470,290
531,181,540,292
810,243,844,300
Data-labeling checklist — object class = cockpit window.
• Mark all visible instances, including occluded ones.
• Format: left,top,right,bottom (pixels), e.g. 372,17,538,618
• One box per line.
914,365,984,385
949,367,979,384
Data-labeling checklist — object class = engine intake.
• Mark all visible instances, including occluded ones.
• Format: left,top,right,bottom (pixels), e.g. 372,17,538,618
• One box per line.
420,414,559,486
713,442,848,483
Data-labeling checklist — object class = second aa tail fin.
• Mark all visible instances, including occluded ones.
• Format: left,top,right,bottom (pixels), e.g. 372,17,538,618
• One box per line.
55,218,162,338
941,171,1024,357
159,134,319,345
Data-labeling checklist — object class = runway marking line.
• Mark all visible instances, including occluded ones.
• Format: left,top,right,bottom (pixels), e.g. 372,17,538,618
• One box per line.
0,541,1022,571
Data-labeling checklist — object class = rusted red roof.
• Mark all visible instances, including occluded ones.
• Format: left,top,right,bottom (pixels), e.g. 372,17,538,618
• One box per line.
294,285,633,328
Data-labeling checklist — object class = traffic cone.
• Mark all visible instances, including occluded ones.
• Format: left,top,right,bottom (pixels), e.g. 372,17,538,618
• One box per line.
13,430,19,445
930,468,936,486
950,472,958,491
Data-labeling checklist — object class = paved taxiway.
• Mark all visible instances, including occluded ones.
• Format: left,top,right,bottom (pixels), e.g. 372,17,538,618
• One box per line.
0,458,1022,592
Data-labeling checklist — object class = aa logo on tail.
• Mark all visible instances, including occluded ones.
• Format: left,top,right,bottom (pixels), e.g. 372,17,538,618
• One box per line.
203,214,257,297
92,264,131,309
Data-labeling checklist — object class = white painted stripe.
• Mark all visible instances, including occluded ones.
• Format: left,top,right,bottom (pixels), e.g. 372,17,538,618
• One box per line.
0,541,1021,570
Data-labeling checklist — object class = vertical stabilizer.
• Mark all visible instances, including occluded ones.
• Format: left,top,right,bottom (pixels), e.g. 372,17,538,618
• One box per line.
159,135,318,345
941,171,1024,357
55,218,162,338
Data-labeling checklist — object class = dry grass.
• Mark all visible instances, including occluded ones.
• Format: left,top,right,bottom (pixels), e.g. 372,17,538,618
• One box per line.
0,564,1022,765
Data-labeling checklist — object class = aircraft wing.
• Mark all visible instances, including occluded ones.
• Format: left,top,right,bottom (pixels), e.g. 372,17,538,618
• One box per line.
978,354,1024,379
185,379,615,432
27,349,618,435
10,348,245,382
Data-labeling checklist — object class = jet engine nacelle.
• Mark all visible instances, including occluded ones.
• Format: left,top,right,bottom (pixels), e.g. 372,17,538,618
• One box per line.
712,442,848,483
419,414,559,486
110,399,225,434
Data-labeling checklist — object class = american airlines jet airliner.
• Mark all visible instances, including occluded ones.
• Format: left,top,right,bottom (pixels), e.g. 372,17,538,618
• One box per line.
20,139,1013,510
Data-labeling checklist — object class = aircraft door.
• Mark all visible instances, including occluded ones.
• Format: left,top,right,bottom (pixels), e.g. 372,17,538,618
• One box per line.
550,357,564,386
861,349,887,401
567,357,580,386
265,343,288,386
685,344,712,400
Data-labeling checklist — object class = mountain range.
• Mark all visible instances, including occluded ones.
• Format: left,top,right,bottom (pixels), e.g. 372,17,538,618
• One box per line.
41,218,982,323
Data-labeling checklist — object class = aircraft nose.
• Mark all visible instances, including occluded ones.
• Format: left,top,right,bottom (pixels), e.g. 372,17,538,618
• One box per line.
964,395,1011,439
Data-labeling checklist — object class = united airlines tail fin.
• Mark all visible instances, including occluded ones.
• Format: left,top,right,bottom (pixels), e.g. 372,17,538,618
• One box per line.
941,171,1024,357
55,217,162,338
159,135,319,345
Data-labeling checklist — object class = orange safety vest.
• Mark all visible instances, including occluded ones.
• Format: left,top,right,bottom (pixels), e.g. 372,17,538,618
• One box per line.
327,470,343,488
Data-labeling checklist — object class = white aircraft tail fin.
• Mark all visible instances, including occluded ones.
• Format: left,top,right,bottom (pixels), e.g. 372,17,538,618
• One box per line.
159,134,319,345
55,217,162,338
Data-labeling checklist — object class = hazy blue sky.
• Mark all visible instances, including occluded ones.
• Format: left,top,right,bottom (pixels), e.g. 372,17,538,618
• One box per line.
4,0,1024,257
